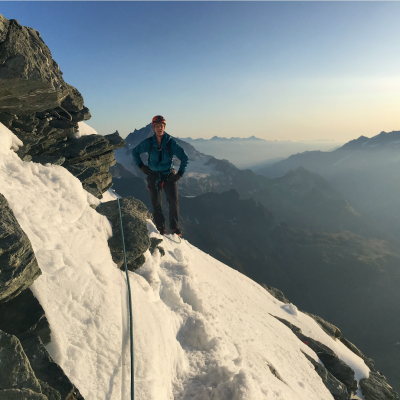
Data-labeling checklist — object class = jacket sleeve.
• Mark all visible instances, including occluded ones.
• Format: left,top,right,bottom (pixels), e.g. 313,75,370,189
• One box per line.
132,139,149,168
172,140,189,173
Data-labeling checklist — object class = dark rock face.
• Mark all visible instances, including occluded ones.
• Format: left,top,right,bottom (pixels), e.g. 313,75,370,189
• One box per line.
261,284,290,304
0,389,47,400
360,371,399,400
340,337,375,371
0,14,125,198
0,17,68,114
302,352,350,400
149,237,165,257
273,316,357,396
0,193,41,302
20,334,83,400
0,330,42,394
96,197,150,271
304,312,342,340
0,288,51,345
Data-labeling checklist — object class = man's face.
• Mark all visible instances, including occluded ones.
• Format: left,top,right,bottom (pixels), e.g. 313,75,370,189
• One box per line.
154,123,166,137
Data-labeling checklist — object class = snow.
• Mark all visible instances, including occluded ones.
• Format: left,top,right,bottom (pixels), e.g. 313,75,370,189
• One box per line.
70,121,98,139
0,122,369,399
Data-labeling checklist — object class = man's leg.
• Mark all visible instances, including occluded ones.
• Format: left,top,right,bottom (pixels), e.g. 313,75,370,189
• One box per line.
147,175,165,231
163,180,179,231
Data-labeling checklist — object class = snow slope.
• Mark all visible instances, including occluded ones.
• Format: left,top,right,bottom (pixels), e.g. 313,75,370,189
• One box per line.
0,123,369,399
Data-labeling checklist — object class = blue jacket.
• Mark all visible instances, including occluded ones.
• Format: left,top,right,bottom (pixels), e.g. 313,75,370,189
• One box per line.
132,133,189,174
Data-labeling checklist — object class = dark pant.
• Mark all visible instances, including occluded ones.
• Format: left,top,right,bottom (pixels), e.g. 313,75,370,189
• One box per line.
147,174,179,231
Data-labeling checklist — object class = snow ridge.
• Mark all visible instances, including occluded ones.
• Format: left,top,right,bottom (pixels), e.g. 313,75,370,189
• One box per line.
0,122,369,399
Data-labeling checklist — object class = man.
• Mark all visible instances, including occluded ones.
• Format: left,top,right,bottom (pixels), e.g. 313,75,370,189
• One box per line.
132,115,189,236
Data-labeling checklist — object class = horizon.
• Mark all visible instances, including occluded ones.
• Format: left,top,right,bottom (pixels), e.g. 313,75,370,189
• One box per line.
2,2,400,142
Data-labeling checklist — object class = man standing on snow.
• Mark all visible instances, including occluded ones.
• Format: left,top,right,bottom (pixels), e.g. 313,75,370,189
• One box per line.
132,115,189,236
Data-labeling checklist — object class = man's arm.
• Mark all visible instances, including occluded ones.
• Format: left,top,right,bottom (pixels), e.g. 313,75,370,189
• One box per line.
132,139,149,168
172,140,189,174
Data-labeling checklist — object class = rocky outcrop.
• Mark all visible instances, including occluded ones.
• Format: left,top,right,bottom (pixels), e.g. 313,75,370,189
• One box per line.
0,193,41,303
262,284,290,304
0,288,82,399
0,288,51,345
149,237,165,257
20,334,83,400
274,315,357,396
302,352,350,400
273,312,400,400
0,15,125,198
360,371,399,400
96,197,150,271
0,330,45,398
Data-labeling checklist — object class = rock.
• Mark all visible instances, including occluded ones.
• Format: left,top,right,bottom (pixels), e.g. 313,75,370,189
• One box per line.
149,238,165,256
340,337,375,371
0,193,41,302
0,17,77,114
0,389,48,400
0,288,51,345
273,315,357,394
96,197,150,271
360,371,399,400
261,284,290,304
0,330,41,393
304,312,342,339
302,352,350,400
31,155,65,166
38,380,61,400
20,334,83,400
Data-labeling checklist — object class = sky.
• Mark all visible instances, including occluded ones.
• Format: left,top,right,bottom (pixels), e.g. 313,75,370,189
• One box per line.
2,1,400,141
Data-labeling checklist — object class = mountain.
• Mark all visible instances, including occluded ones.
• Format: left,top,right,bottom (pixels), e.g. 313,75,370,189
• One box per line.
172,136,343,169
2,123,398,400
255,130,400,240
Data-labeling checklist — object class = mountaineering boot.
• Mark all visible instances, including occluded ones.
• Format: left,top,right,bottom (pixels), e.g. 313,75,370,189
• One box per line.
158,226,167,235
171,227,182,237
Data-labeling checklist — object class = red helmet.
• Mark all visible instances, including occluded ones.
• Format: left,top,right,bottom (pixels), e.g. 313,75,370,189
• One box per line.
152,115,166,126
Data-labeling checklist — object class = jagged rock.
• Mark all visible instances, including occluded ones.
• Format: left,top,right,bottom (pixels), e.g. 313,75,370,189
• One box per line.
0,288,51,345
304,312,342,339
41,132,125,197
0,330,41,393
0,389,47,400
0,193,41,302
96,197,150,271
261,284,290,304
340,337,375,371
273,315,357,394
50,132,124,165
20,334,83,400
149,238,165,257
360,371,399,400
0,16,80,114
31,155,65,166
38,380,61,400
302,352,350,400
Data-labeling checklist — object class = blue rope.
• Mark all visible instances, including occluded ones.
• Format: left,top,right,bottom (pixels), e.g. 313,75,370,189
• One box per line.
117,197,134,400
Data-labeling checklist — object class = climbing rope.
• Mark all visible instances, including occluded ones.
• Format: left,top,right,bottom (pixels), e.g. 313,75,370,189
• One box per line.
117,197,134,400
163,234,182,244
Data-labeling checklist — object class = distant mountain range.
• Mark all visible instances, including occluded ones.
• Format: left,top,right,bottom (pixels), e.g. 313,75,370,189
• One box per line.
180,135,267,142
256,130,400,240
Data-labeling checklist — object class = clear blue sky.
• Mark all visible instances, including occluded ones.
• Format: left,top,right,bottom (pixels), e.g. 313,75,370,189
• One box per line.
2,2,400,141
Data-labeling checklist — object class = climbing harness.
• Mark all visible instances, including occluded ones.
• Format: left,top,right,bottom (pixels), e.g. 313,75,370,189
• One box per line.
116,196,135,400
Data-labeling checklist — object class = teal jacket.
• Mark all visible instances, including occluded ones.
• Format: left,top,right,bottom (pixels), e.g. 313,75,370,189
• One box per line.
132,133,189,174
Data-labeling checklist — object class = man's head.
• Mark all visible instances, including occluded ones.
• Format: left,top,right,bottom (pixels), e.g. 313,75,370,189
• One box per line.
152,115,166,137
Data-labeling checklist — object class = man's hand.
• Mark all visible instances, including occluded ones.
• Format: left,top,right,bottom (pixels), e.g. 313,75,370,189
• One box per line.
167,170,184,183
140,165,154,176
